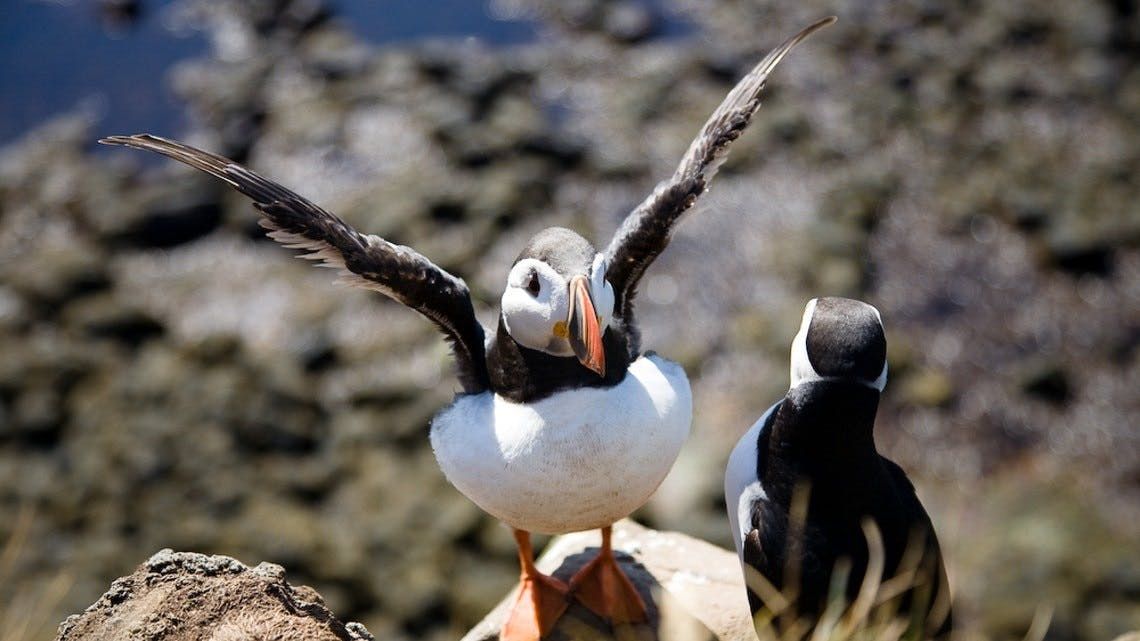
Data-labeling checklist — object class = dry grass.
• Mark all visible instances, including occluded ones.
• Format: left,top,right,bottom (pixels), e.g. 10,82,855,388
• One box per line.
742,511,990,641
0,505,73,641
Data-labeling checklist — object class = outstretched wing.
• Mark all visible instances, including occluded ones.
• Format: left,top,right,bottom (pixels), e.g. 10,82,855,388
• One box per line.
603,17,835,349
100,134,491,393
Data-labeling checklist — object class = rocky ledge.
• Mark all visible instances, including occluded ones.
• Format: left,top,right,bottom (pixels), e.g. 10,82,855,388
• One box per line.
56,520,751,641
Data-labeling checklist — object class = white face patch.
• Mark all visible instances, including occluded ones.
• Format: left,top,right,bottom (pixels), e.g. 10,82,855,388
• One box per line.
501,254,616,357
502,259,573,355
789,298,888,392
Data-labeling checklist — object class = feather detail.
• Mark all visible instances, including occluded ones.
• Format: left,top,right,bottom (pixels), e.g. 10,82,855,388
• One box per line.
603,17,835,356
99,133,491,393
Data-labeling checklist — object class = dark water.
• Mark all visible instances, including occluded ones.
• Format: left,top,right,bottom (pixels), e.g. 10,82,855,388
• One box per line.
1,1,695,147
0,0,537,146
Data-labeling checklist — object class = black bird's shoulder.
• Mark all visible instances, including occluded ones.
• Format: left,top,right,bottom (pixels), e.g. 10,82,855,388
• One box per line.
879,456,917,495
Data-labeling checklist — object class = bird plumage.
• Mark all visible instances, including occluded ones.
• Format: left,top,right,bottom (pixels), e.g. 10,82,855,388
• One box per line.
431,353,690,535
726,298,951,636
100,15,836,404
604,17,835,354
98,133,492,393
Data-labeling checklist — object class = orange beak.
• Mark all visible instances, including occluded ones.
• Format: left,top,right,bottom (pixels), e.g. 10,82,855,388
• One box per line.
567,275,605,377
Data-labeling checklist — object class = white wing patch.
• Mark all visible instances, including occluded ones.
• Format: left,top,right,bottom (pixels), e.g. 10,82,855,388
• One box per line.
258,218,400,299
260,219,348,269
737,481,768,547
725,401,780,559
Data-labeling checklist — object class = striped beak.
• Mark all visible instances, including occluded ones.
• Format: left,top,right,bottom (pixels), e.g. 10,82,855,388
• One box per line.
567,274,605,377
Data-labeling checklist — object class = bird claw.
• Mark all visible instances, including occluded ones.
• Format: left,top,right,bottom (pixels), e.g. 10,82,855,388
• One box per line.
501,572,570,641
569,547,648,625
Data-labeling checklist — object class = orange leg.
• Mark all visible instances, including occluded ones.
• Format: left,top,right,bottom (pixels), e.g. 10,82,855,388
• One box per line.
501,529,570,641
568,525,648,624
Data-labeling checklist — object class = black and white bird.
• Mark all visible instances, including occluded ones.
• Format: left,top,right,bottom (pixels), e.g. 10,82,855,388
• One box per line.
725,297,951,636
102,17,834,641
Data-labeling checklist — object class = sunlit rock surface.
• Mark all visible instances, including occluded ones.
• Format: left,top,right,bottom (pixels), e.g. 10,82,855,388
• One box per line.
463,520,753,641
55,550,374,641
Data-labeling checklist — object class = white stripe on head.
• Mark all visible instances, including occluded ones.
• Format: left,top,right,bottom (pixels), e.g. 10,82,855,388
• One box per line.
789,298,821,389
869,352,888,392
858,299,888,391
589,253,615,330
788,298,888,392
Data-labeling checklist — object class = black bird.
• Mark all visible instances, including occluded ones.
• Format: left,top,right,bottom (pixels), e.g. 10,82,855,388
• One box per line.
725,297,952,636
101,17,835,641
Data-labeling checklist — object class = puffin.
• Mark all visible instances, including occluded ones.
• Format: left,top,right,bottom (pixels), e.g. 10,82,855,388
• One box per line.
101,16,835,640
724,297,952,637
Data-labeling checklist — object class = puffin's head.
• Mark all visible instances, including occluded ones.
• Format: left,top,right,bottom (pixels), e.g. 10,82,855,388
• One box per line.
789,297,887,391
500,227,615,377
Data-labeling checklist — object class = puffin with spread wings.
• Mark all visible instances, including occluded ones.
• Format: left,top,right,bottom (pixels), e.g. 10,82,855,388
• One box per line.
102,17,833,640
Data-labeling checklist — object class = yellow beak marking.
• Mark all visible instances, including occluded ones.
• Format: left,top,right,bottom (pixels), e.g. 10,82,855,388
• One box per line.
552,321,569,339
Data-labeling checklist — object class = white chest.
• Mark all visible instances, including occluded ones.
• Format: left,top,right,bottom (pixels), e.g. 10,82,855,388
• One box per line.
429,354,692,534
724,401,780,559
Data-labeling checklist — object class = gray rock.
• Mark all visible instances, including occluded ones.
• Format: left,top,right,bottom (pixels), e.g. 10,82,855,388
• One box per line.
463,520,754,641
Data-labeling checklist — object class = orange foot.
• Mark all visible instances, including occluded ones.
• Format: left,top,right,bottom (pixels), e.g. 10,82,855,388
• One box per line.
569,526,648,624
501,572,570,641
501,529,570,641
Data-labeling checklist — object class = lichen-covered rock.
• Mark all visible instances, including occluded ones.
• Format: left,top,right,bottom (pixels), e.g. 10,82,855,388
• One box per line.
55,549,374,641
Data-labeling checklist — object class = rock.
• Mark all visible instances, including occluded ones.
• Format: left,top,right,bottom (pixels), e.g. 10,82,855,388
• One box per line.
4,239,111,309
62,294,166,348
113,181,225,249
897,368,955,408
462,520,753,641
55,549,374,641
1018,360,1072,406
603,2,660,43
97,0,142,31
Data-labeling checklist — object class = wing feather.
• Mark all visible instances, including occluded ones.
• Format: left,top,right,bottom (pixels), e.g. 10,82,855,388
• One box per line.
100,134,490,393
604,17,836,351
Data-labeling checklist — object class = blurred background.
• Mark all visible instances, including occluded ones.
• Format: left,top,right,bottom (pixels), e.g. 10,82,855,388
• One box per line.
1,0,1138,640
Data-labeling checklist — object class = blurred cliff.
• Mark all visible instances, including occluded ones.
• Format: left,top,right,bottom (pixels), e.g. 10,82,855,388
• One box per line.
0,1,1137,640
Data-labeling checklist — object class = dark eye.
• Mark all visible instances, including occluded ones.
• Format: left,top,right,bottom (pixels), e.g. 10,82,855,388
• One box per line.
526,271,541,297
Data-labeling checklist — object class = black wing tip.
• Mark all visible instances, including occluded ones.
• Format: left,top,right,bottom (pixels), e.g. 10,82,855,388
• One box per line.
98,133,168,147
98,133,146,143
97,134,134,146
773,16,837,56
797,16,838,39
740,16,836,95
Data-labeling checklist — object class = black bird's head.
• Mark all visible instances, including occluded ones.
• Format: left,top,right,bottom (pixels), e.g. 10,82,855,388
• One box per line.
789,297,887,391
500,227,615,377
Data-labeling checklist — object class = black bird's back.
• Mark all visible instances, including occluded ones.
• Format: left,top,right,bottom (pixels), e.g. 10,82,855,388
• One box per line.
744,382,951,633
